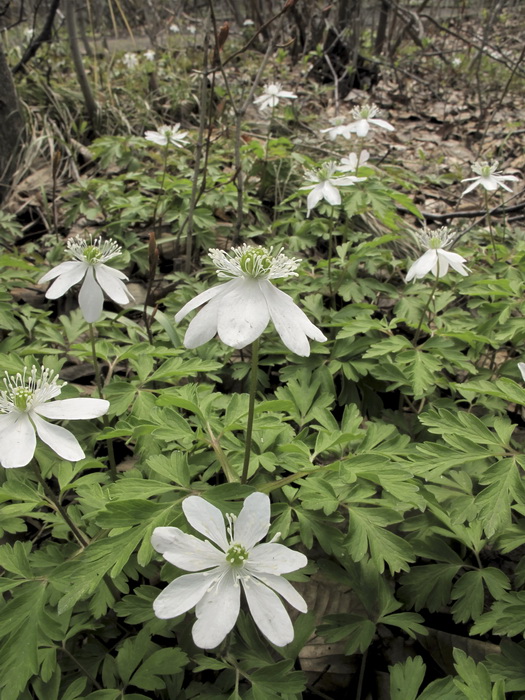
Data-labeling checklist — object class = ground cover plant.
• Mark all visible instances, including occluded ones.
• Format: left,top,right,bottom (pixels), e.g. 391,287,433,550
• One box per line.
1,1,525,698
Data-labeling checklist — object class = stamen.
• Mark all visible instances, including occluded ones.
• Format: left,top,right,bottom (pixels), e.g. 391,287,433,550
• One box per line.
209,244,300,280
0,365,64,413
67,236,122,265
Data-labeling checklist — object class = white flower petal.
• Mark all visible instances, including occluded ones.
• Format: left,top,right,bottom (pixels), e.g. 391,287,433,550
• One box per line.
42,262,88,299
183,295,222,348
217,280,269,349
252,572,307,612
234,492,270,549
0,413,36,468
95,264,134,305
354,120,369,137
182,496,229,551
31,413,85,462
248,543,308,574
306,185,324,216
405,249,437,282
78,266,104,322
433,252,449,277
153,572,213,619
261,283,326,356
192,568,240,648
175,281,235,323
242,578,295,646
480,176,499,191
322,181,342,206
151,526,225,571
39,261,85,285
440,250,469,276
369,118,395,131
461,179,480,196
34,398,109,420
518,362,525,381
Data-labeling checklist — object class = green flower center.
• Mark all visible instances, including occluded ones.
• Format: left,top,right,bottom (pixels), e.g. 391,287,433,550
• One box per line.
239,248,272,277
83,245,103,263
480,165,492,177
429,236,442,249
226,543,249,567
13,388,32,410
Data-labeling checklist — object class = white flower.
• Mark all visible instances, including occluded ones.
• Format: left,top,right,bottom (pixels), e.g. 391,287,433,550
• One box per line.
461,161,519,195
24,28,34,39
338,150,370,172
144,123,189,147
301,162,366,217
518,362,525,382
347,103,395,138
152,492,308,648
122,52,138,69
188,25,197,35
0,366,109,469
175,245,326,356
144,49,155,61
405,227,470,282
319,118,354,141
243,19,255,26
39,236,134,323
169,23,180,33
253,82,297,111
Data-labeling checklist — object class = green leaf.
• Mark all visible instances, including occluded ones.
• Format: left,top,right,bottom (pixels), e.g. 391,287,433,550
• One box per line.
399,563,462,612
130,647,188,690
389,656,426,700
379,612,427,638
453,649,493,700
475,458,522,537
320,614,376,655
346,507,415,574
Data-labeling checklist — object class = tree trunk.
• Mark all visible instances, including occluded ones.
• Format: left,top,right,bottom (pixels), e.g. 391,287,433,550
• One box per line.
0,46,24,203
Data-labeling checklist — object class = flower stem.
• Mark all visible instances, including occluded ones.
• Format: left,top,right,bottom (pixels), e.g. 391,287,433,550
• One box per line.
484,189,497,259
31,461,89,548
88,323,117,482
241,338,260,484
327,209,336,301
413,271,440,346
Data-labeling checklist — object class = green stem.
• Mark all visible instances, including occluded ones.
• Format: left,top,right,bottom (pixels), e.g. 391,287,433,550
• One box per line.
31,461,89,547
413,270,440,346
241,339,260,484
151,143,170,233
327,209,336,302
206,422,239,483
88,323,117,481
484,189,497,259
356,648,368,700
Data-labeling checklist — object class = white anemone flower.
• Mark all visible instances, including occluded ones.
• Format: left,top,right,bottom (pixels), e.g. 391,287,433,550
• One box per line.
0,366,109,469
347,103,395,138
338,150,370,172
152,492,308,648
319,118,354,141
39,236,134,323
301,161,366,217
144,49,155,61
144,123,189,147
253,82,297,111
169,23,180,33
175,245,326,356
122,52,139,69
461,161,519,195
405,227,470,282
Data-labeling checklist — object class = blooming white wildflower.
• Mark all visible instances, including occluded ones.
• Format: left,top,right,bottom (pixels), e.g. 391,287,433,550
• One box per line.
461,161,519,196
122,52,139,69
301,161,366,217
152,492,307,648
39,236,134,323
188,25,197,35
253,82,297,112
0,366,109,469
338,150,370,172
169,23,180,33
319,118,354,141
347,103,395,138
24,28,34,39
518,362,525,382
243,19,255,26
405,227,470,282
144,49,155,61
144,123,189,147
175,245,326,356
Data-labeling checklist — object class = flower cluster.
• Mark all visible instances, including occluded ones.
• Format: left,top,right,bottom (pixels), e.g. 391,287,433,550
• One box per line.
152,492,307,648
0,366,109,469
405,227,470,282
175,245,326,356
39,236,134,323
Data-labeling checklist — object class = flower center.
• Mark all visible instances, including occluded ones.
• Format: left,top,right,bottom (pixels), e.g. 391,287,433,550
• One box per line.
239,248,272,277
83,245,103,263
429,236,442,249
226,543,249,567
13,387,32,410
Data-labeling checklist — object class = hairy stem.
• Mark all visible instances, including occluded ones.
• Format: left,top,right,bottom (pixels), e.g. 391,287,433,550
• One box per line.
241,339,260,484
